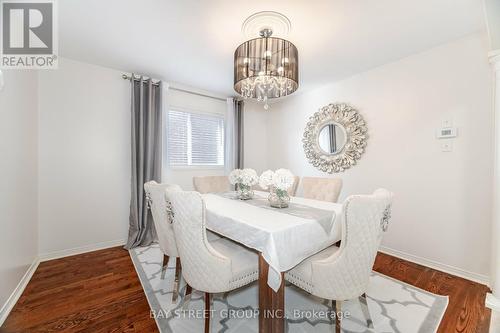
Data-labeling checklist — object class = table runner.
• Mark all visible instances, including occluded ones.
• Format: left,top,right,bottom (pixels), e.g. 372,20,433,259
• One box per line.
216,192,335,234
203,191,343,291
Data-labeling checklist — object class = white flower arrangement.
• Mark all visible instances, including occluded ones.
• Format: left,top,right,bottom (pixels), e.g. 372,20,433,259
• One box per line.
258,168,295,196
229,168,258,187
272,168,295,191
258,170,275,190
228,169,242,185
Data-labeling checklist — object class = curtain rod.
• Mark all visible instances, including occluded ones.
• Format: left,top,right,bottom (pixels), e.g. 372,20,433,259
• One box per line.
122,74,227,102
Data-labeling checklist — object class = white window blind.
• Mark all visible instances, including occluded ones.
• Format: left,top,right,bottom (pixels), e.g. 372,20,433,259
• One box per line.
167,109,225,167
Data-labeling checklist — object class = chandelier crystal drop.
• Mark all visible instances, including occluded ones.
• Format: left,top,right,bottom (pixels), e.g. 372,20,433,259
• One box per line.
234,26,299,109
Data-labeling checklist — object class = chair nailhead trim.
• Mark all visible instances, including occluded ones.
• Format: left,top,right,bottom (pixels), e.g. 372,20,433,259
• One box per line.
231,271,259,283
230,271,259,289
287,273,313,287
287,273,313,293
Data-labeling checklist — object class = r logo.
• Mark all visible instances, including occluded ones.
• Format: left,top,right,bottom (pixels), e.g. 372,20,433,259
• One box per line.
2,2,53,54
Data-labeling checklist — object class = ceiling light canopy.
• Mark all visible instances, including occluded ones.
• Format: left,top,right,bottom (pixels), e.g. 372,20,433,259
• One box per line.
234,12,298,109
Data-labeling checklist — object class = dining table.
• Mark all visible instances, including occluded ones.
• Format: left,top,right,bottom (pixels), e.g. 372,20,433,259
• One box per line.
202,191,343,333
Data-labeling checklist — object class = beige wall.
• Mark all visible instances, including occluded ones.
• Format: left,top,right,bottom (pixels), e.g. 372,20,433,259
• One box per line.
38,58,130,256
0,70,39,319
246,33,493,282
243,101,269,174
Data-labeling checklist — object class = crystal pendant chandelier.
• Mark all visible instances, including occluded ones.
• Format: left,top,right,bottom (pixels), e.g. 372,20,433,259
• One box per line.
234,13,299,109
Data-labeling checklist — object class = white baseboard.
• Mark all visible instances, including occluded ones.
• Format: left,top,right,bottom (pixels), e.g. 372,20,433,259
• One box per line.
486,293,500,311
0,257,40,326
379,246,490,286
39,238,126,262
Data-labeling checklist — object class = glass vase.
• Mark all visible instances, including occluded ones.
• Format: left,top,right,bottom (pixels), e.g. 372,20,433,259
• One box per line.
236,183,254,200
268,188,290,208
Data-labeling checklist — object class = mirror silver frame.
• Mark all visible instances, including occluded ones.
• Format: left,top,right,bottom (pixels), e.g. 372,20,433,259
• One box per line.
302,103,368,173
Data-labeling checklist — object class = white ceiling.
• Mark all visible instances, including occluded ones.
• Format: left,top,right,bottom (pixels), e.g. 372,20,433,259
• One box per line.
59,0,485,96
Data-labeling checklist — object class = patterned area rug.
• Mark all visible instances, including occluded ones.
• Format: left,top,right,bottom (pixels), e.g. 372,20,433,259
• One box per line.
130,244,448,333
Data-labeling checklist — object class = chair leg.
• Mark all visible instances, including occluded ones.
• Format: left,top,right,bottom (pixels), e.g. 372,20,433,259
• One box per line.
332,300,342,333
185,284,192,297
359,293,374,328
172,257,181,303
161,254,169,279
182,283,193,310
204,293,211,333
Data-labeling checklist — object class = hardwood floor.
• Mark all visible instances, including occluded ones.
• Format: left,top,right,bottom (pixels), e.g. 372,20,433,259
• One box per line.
373,253,491,333
1,247,491,333
1,247,157,333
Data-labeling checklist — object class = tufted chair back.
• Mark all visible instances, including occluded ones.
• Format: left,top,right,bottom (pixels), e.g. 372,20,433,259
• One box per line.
193,176,230,194
169,190,233,293
302,177,343,202
144,181,181,257
311,189,393,300
287,176,301,196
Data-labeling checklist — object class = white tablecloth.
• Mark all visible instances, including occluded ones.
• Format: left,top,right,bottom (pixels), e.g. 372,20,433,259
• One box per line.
203,191,342,291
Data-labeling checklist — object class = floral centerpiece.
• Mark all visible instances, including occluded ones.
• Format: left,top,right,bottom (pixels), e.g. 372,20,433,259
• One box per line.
259,168,295,208
229,168,258,200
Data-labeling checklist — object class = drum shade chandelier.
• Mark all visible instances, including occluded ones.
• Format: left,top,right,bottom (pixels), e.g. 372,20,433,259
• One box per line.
234,12,299,109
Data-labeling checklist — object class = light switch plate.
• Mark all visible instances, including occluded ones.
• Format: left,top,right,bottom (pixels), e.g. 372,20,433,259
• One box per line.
436,127,457,139
441,141,453,152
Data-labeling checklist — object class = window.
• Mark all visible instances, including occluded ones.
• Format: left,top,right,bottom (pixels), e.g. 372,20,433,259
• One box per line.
167,109,225,167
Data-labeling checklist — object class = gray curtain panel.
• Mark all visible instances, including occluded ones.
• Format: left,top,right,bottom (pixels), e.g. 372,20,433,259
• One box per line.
234,100,244,169
125,75,162,249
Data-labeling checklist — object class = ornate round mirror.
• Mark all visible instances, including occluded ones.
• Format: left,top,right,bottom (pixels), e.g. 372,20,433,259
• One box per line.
318,122,347,155
303,103,368,173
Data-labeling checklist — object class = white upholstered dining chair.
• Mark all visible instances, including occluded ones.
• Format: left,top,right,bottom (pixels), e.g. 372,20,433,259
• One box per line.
168,190,259,333
144,181,221,302
285,189,393,333
287,175,301,196
192,176,230,193
144,181,182,302
302,177,343,202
